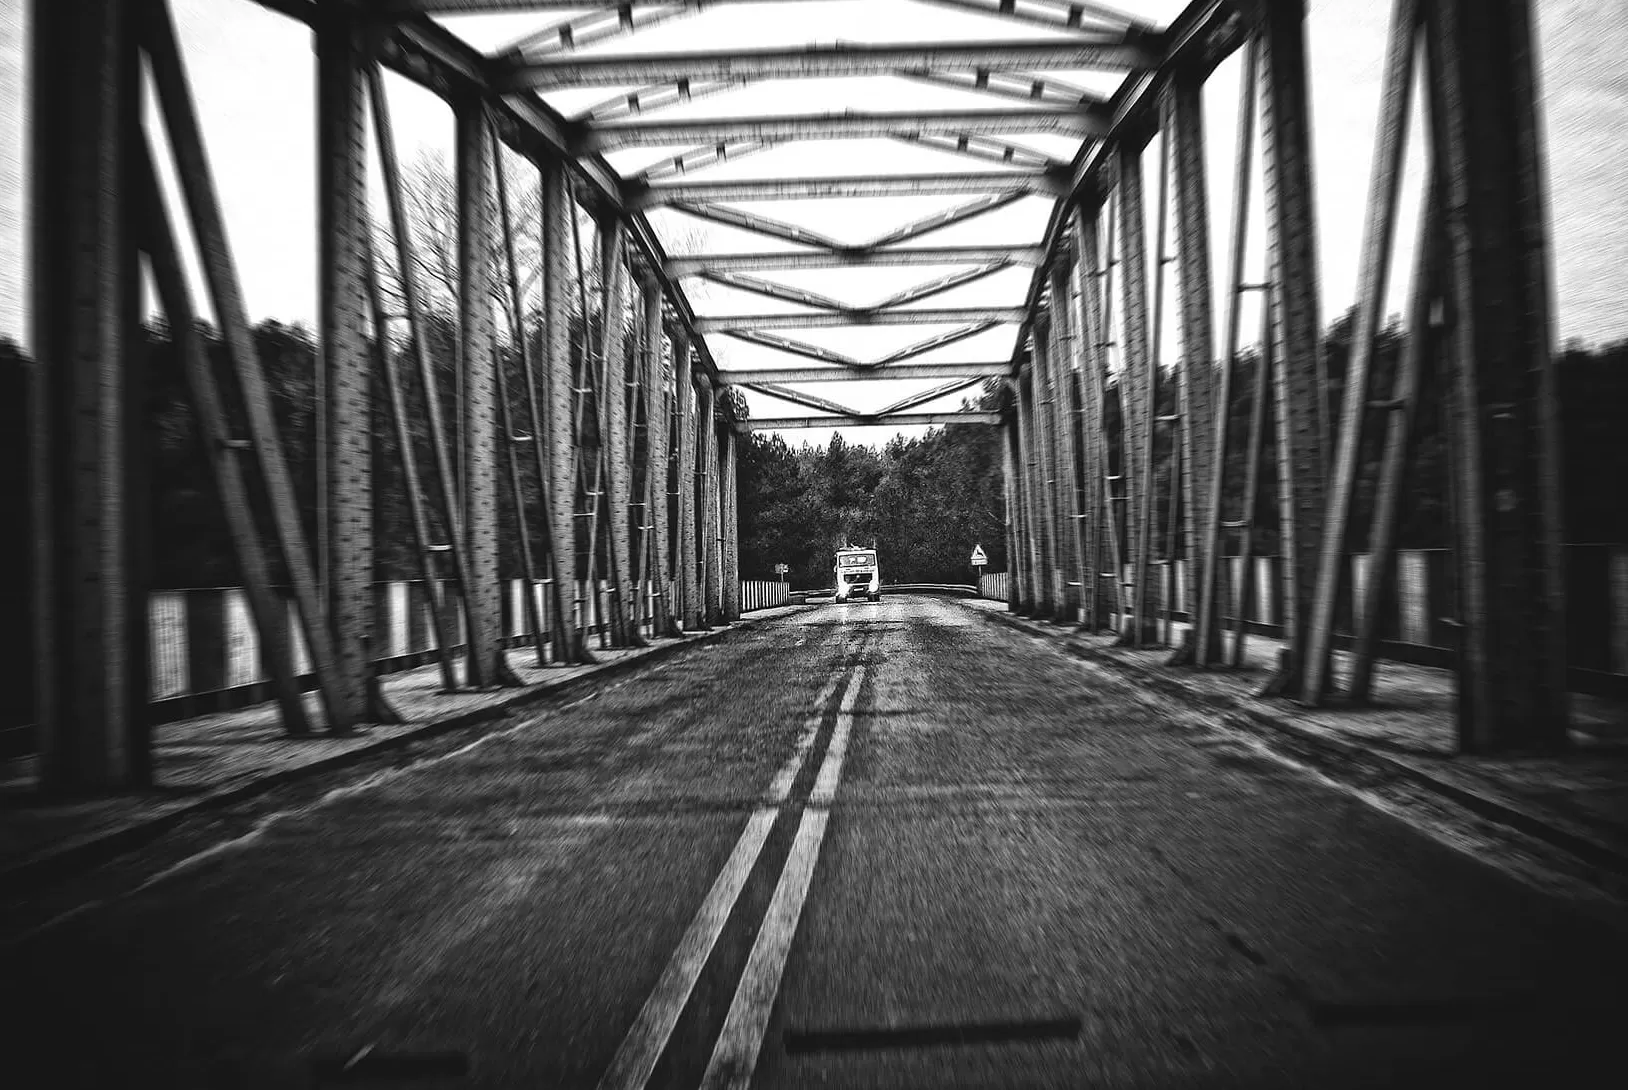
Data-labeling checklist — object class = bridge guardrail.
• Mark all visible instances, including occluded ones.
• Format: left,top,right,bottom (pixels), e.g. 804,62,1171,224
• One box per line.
0,577,795,757
979,545,1628,698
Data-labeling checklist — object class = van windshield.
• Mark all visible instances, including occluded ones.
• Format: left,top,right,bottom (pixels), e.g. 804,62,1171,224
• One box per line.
837,553,876,568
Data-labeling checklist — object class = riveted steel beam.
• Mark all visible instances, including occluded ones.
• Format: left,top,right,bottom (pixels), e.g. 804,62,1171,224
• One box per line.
317,11,380,723
455,96,516,686
896,68,1110,109
500,39,1158,91
582,107,1109,152
875,377,988,417
744,384,864,418
31,0,141,786
1165,75,1219,666
717,361,1009,384
914,0,1160,34
744,412,1002,429
889,131,1069,171
696,307,1025,332
1429,0,1567,751
632,171,1062,207
1256,0,1329,697
667,246,1043,274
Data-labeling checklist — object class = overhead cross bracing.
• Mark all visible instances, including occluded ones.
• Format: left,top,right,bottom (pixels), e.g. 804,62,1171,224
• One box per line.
342,0,1198,434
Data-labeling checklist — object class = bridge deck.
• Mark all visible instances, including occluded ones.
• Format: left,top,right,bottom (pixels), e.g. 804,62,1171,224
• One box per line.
5,598,1627,1086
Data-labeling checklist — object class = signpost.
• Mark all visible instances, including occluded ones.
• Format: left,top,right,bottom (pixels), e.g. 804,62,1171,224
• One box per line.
774,563,789,582
970,544,987,590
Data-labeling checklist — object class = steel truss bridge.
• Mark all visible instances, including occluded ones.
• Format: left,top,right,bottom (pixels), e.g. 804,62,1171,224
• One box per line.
25,0,1569,789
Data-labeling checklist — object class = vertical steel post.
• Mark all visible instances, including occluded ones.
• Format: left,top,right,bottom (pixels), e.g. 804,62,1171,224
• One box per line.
1002,412,1023,612
317,10,376,722
598,219,638,646
642,279,679,636
1167,76,1220,665
540,159,589,661
1016,366,1045,616
723,427,741,621
1049,254,1088,628
699,380,722,626
1194,37,1260,668
1303,0,1420,703
455,97,512,686
31,0,139,787
1115,140,1157,643
1075,205,1120,631
1256,0,1329,694
1428,0,1568,751
1031,316,1061,618
677,359,702,630
1233,286,1276,667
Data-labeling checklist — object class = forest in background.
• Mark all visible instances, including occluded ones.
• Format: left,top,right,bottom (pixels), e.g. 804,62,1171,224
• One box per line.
0,316,1624,594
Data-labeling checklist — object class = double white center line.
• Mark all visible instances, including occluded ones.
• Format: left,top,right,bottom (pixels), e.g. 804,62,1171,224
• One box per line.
596,666,865,1090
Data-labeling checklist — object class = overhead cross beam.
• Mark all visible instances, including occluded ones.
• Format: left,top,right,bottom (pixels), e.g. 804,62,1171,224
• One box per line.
498,39,1159,91
888,131,1069,171
717,361,1009,384
743,412,1002,430
632,139,778,183
698,260,1012,314
631,170,1064,207
695,307,1025,332
897,68,1111,108
666,245,1044,274
580,107,1110,152
497,3,693,59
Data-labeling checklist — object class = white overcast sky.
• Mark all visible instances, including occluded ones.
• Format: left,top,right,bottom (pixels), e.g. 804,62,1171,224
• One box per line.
1,0,1624,451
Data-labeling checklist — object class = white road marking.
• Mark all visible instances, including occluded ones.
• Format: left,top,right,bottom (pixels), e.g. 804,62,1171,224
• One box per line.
699,668,866,1090
595,670,849,1090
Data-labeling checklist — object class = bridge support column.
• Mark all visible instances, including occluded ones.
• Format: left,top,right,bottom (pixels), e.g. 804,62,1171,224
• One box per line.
317,10,378,721
722,428,741,622
1048,256,1088,627
642,281,679,637
455,95,512,686
1033,315,1066,622
598,218,640,647
1015,366,1047,617
1428,0,1568,751
1075,204,1121,633
1115,140,1161,645
29,0,142,789
699,381,723,627
1167,77,1221,665
677,357,702,631
540,157,588,662
1002,412,1024,613
1253,0,1330,696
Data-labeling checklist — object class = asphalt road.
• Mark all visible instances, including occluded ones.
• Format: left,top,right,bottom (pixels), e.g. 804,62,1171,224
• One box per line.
5,596,1627,1088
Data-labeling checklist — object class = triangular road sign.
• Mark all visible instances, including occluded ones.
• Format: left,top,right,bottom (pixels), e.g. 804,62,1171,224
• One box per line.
970,544,988,566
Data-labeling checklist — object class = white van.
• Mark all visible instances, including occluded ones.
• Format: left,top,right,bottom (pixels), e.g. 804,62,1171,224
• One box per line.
833,546,881,602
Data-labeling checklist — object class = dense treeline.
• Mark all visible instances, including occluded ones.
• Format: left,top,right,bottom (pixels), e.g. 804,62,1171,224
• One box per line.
0,319,1622,595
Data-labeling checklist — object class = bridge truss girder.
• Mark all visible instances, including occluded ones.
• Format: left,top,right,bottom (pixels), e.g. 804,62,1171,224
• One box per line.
23,0,1572,793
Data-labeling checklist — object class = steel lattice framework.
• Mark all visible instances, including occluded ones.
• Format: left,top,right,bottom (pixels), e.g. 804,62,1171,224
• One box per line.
26,0,1570,791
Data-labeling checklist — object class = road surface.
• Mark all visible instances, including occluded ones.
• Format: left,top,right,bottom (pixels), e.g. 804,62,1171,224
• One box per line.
4,596,1625,1087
